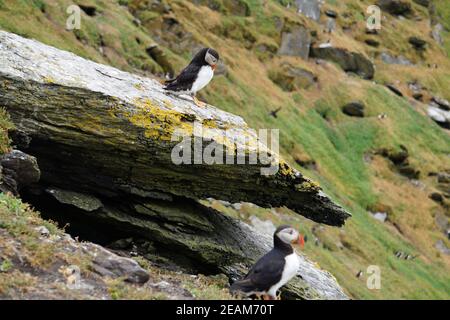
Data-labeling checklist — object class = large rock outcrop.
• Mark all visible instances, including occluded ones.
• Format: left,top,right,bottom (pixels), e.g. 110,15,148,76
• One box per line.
0,31,350,299
310,46,375,80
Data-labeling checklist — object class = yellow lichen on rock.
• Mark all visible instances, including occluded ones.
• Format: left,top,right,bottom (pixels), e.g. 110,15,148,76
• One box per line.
125,98,194,141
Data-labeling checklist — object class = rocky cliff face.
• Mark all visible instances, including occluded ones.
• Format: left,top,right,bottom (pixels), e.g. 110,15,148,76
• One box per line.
0,30,349,299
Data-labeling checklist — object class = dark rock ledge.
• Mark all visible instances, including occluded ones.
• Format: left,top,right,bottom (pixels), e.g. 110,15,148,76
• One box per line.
0,31,350,299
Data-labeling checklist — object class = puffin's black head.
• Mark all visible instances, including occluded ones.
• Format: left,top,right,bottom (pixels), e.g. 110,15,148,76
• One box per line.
191,48,220,70
274,225,304,249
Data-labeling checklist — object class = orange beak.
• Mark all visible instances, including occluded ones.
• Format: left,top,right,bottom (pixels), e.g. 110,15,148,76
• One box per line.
212,64,217,71
298,234,305,249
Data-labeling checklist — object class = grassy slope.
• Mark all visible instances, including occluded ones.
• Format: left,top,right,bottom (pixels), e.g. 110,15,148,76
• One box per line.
0,0,449,299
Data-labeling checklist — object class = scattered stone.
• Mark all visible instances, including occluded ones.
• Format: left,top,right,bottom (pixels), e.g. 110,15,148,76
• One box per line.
46,188,103,212
371,212,388,222
310,47,375,79
397,164,420,179
434,212,449,236
431,23,444,45
269,63,317,91
410,179,426,189
34,226,50,238
82,242,150,284
231,203,242,211
296,0,321,21
429,192,444,204
132,17,141,27
427,106,450,129
0,150,40,194
325,10,338,18
408,36,427,50
378,145,409,165
278,25,311,59
435,240,450,255
380,52,413,65
151,280,171,290
365,38,380,47
431,97,450,111
386,84,403,97
342,101,365,117
408,81,423,101
325,18,336,33
376,0,412,16
437,172,450,184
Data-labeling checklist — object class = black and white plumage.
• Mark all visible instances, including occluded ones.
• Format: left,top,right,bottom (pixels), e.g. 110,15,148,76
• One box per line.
164,48,219,107
230,225,304,300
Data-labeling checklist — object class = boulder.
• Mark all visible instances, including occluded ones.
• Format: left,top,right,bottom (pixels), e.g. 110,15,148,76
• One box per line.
435,240,450,255
269,63,317,91
431,23,444,45
310,47,375,79
365,39,380,47
371,212,388,222
342,102,365,117
81,242,150,284
408,36,427,50
325,10,338,18
408,81,423,101
428,106,450,129
429,192,444,204
0,150,40,194
278,25,311,59
296,0,321,21
376,0,412,16
380,52,413,65
0,30,350,300
431,96,450,111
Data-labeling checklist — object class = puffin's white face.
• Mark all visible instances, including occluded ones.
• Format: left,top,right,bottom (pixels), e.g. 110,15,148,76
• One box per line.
205,50,218,67
277,227,299,244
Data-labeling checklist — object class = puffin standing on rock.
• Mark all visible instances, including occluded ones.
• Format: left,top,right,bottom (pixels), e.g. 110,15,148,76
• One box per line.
164,48,219,107
231,225,305,300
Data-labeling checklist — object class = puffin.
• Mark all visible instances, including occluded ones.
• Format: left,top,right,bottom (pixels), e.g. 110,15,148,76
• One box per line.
164,48,219,107
230,225,305,300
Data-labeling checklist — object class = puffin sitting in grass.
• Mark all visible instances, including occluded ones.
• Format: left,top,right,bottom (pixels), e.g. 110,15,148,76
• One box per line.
164,48,219,107
231,225,305,300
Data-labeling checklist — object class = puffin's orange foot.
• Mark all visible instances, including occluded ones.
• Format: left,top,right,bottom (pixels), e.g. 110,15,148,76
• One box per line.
193,96,205,107
262,294,275,300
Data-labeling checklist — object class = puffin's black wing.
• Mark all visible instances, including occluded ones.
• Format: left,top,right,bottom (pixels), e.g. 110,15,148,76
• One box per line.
231,250,285,293
164,63,201,92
